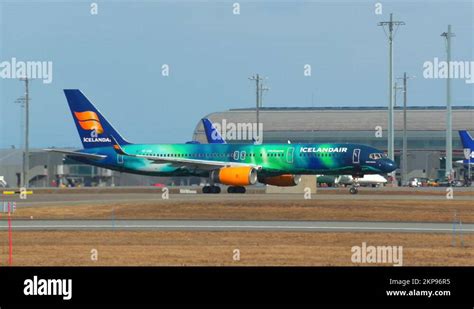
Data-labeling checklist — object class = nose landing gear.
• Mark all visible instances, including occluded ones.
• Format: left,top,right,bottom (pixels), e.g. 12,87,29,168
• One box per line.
349,186,358,194
349,175,361,194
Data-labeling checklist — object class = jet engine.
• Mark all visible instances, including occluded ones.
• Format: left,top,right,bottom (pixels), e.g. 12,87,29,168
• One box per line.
258,174,301,187
210,167,258,186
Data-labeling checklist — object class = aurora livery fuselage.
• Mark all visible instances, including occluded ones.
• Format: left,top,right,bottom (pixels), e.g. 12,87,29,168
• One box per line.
47,90,397,192
73,143,395,178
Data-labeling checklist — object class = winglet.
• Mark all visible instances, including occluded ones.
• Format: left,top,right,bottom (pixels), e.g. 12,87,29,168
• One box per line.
110,135,127,155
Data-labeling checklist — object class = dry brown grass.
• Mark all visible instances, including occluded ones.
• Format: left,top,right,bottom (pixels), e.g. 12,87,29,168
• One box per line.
0,231,472,266
9,199,474,223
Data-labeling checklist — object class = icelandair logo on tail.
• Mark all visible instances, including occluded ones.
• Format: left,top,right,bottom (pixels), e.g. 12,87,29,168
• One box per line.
74,111,104,133
74,111,111,143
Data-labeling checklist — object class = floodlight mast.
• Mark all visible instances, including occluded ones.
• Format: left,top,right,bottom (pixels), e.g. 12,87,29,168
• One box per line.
441,25,455,180
249,74,268,143
18,77,30,188
378,13,405,184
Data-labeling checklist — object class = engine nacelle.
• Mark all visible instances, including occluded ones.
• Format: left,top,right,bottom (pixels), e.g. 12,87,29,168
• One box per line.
210,167,258,186
258,174,301,187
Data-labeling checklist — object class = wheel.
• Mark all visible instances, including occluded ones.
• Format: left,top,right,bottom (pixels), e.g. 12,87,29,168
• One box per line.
202,186,210,194
227,186,246,193
211,186,221,194
349,187,358,194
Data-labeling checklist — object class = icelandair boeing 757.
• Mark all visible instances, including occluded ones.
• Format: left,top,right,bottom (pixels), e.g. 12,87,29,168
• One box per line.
47,90,397,194
457,130,474,166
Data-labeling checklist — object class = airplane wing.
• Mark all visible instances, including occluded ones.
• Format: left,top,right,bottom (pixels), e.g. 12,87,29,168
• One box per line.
44,149,107,160
110,136,261,171
455,160,474,166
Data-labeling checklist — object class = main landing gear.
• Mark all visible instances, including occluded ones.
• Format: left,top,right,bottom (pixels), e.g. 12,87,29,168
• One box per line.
202,185,246,194
202,185,221,194
227,186,246,194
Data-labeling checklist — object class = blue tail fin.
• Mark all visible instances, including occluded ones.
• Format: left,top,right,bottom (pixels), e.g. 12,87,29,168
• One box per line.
459,130,474,163
64,89,131,149
459,130,474,150
202,118,226,144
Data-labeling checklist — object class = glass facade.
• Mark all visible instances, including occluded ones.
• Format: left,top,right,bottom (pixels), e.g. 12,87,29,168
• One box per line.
247,130,463,151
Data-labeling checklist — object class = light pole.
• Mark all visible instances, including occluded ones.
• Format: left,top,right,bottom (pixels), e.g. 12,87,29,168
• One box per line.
397,73,414,186
248,74,267,144
18,77,30,188
393,81,403,107
441,25,455,181
378,13,405,184
259,82,269,108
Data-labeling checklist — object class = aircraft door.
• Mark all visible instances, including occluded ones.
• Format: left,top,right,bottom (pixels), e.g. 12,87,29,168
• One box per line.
117,154,124,165
352,149,361,164
286,147,295,163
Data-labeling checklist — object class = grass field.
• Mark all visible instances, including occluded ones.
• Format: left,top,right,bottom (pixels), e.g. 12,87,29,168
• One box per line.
9,199,474,223
2,189,472,266
0,231,472,266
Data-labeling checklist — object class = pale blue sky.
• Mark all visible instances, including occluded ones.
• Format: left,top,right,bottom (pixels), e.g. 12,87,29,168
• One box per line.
0,0,472,148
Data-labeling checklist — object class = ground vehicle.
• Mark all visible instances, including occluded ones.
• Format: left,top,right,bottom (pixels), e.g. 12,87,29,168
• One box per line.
427,179,439,187
408,177,421,187
0,176,7,187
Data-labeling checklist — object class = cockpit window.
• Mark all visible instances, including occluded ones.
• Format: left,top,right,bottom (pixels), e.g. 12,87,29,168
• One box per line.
369,153,386,160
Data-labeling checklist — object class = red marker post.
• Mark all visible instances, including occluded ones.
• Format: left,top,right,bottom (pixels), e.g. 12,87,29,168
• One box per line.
7,202,13,266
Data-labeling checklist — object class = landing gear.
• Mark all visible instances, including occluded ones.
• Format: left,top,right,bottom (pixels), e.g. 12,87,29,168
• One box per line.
202,185,221,194
349,186,358,195
227,186,246,194
349,175,361,194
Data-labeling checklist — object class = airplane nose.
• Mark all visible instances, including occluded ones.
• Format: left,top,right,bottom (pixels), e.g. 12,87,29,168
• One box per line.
383,160,397,173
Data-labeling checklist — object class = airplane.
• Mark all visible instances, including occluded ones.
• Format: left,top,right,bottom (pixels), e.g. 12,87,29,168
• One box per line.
457,130,474,166
46,89,397,194
203,118,389,189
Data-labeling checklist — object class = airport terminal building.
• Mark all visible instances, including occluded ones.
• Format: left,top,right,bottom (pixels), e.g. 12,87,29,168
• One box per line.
193,106,474,181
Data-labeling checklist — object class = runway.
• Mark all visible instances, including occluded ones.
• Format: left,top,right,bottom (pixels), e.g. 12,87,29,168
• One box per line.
1,219,473,233
3,191,473,208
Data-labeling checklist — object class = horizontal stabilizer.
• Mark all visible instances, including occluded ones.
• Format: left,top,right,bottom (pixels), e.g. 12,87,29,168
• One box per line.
44,149,107,160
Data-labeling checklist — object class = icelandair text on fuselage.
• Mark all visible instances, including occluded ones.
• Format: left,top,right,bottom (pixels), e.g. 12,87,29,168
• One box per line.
24,276,72,300
300,147,348,153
